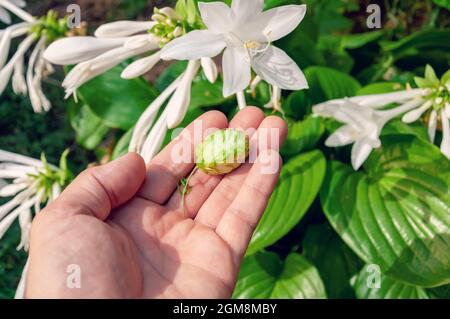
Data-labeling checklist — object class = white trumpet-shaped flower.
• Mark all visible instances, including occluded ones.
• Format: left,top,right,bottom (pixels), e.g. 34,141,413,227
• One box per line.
44,7,191,99
0,9,74,112
0,149,70,250
314,66,450,168
160,0,308,98
314,95,425,170
0,149,70,300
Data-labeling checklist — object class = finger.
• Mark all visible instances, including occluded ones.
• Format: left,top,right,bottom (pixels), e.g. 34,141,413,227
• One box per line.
138,111,228,205
46,153,146,221
216,149,282,260
166,107,265,218
195,115,287,228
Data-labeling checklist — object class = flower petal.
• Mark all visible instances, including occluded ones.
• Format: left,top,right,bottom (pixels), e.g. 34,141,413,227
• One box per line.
44,37,126,65
160,30,226,60
231,0,264,25
252,45,308,91
0,182,27,197
121,51,161,79
166,60,200,128
325,125,357,147
0,149,43,167
124,34,159,50
0,27,11,68
261,5,307,42
441,109,450,159
351,137,375,170
200,57,218,83
0,0,34,23
428,109,437,143
222,47,251,97
351,89,427,109
198,2,233,33
129,75,184,153
0,7,11,24
94,21,155,38
141,114,169,162
0,34,34,95
402,100,432,123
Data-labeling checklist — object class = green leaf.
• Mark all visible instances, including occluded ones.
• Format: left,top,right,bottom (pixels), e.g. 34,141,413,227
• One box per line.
357,82,404,95
283,90,310,120
186,0,199,25
111,128,133,160
433,0,450,10
276,31,325,69
77,64,158,130
340,31,385,50
281,117,324,157
441,69,450,85
427,284,450,298
156,62,187,92
247,150,326,255
303,223,363,299
321,135,450,287
424,64,440,84
382,119,428,141
233,251,326,299
382,30,450,59
304,66,361,104
264,0,299,9
190,79,227,109
67,100,110,150
353,264,430,299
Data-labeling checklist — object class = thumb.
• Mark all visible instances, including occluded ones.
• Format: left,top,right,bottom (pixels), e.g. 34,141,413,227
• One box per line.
48,153,146,221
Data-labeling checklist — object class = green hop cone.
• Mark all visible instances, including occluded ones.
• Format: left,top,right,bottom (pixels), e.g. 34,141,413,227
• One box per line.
196,129,249,176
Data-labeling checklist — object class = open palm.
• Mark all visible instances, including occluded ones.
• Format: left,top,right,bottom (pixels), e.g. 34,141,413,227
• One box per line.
26,107,286,298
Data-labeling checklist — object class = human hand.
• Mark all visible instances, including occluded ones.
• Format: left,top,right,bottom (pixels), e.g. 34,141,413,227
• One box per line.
26,107,287,298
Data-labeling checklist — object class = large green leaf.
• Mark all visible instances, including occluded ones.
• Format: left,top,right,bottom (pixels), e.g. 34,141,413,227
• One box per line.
247,150,326,255
353,264,430,299
303,223,363,298
304,66,361,104
233,251,326,299
67,100,110,150
281,117,325,157
77,64,158,130
321,135,450,287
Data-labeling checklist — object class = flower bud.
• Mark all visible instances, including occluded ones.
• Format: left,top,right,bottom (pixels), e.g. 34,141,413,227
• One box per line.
196,129,249,175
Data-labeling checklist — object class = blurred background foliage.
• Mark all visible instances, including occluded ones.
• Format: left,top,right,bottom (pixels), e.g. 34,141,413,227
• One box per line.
1,0,450,298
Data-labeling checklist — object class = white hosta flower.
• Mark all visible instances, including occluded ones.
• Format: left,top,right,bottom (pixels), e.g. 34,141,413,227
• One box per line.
0,149,70,300
314,98,424,170
61,37,160,99
0,10,73,112
44,7,189,99
160,0,308,98
0,149,70,250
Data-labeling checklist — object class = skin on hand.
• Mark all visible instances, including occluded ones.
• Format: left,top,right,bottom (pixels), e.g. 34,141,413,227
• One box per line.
26,107,287,299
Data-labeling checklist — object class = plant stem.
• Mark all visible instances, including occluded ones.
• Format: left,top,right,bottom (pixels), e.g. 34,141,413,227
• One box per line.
181,166,198,217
